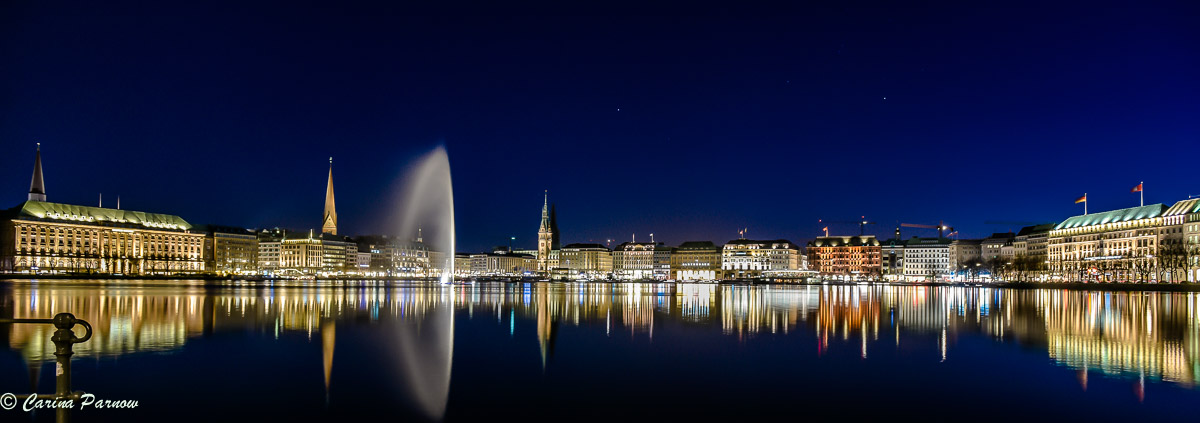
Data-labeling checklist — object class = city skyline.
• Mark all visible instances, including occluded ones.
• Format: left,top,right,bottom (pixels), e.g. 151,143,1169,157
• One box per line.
2,2,1198,253
2,142,1192,253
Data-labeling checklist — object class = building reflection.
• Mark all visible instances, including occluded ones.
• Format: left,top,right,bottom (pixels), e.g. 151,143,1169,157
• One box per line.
4,282,1200,391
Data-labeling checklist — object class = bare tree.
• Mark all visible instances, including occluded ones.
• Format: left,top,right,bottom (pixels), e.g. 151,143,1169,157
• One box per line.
1129,254,1155,283
1188,242,1200,283
1158,242,1188,283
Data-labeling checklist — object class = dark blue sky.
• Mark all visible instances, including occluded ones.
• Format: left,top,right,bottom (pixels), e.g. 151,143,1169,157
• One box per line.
2,2,1197,252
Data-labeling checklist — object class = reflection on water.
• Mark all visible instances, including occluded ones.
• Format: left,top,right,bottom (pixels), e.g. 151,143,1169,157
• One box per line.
4,281,1200,403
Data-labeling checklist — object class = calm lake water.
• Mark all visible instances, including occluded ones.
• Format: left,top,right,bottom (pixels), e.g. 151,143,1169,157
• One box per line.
3,280,1200,422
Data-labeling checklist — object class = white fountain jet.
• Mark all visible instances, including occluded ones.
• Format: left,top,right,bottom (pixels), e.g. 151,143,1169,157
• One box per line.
383,145,456,420
394,145,456,283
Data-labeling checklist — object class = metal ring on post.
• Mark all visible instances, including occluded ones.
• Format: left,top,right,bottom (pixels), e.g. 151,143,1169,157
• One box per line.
74,319,92,343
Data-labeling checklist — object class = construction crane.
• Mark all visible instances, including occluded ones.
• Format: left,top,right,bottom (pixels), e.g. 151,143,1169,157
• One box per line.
900,221,954,239
818,216,876,236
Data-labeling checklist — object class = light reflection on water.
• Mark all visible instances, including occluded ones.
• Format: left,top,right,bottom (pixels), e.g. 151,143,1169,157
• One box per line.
4,280,1200,406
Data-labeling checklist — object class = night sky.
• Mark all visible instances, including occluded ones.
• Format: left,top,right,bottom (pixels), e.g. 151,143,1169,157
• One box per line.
2,2,1197,252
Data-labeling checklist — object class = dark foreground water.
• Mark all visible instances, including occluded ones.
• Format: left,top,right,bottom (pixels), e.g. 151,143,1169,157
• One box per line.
2,280,1200,422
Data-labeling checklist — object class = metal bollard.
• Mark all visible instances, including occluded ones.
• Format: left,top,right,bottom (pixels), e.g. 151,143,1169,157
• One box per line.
0,312,93,423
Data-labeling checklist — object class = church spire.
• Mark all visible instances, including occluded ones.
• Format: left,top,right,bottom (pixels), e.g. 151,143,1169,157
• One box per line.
28,143,46,202
322,157,337,235
540,190,550,230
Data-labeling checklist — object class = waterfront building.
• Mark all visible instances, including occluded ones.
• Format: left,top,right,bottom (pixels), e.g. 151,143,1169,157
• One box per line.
901,237,951,281
982,233,1015,264
880,238,906,281
560,243,612,280
278,230,358,275
468,253,488,274
356,252,371,271
356,234,431,276
1011,223,1056,281
1048,204,1166,282
670,241,721,280
453,253,471,277
195,225,259,275
1185,204,1200,282
805,235,880,280
721,239,801,279
1158,199,1199,282
948,239,982,279
467,248,536,276
0,146,204,275
1014,223,1055,259
653,244,673,280
429,250,450,276
257,228,285,274
612,241,655,280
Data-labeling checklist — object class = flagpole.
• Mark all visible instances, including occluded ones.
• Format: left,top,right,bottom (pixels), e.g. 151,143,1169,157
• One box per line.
1084,193,1087,215
1140,181,1144,207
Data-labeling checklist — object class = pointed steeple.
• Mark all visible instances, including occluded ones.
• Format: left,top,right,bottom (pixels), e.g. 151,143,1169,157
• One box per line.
322,157,337,235
28,143,46,202
537,190,553,272
540,190,550,230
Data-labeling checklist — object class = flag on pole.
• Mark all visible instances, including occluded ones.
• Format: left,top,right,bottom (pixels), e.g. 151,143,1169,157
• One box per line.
1131,183,1143,193
1074,194,1087,204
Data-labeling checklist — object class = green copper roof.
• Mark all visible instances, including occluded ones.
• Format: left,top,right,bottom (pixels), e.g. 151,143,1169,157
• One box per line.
1164,199,1200,217
1054,204,1165,231
14,200,193,230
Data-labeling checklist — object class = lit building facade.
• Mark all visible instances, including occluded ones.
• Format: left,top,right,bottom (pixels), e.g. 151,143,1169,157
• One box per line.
1185,205,1200,282
1014,223,1055,259
612,241,656,280
806,235,881,280
670,241,721,280
948,239,982,278
652,244,673,280
277,231,358,275
465,250,536,276
721,239,801,279
560,243,612,280
902,237,951,281
880,238,905,281
982,233,1015,264
0,147,204,275
356,235,431,276
196,225,259,275
1160,199,1199,283
257,228,285,274
1048,204,1165,282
